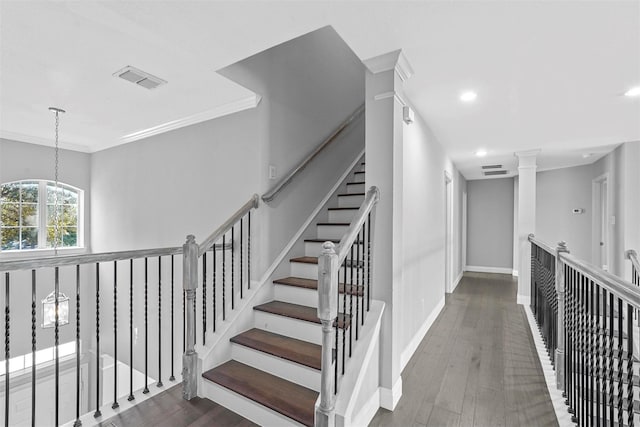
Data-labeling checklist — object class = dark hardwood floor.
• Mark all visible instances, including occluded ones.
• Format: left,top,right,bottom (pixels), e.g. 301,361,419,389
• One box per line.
370,272,559,427
97,384,258,427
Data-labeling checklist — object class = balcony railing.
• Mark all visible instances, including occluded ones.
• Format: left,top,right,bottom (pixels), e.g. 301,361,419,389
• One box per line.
529,235,640,426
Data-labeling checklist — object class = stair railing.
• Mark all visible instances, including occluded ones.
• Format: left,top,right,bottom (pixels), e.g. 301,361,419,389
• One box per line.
0,245,182,426
529,234,640,426
261,104,365,203
181,194,259,400
316,186,379,427
627,249,639,286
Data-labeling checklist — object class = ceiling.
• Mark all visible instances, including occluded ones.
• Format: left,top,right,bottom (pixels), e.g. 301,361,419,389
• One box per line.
1,1,638,179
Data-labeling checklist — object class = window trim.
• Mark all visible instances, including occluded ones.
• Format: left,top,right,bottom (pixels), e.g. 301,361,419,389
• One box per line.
0,179,85,254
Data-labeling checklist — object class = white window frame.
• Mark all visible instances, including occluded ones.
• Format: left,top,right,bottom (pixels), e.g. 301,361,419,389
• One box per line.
0,179,84,254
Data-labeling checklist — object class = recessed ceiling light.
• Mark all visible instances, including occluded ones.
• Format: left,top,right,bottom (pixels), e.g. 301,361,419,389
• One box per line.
476,149,487,157
625,86,640,97
582,153,593,159
460,91,477,102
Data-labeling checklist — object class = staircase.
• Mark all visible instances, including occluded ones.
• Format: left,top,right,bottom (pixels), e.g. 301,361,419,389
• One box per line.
201,162,367,427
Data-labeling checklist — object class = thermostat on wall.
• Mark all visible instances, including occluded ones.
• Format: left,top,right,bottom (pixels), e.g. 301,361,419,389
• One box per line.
572,208,584,214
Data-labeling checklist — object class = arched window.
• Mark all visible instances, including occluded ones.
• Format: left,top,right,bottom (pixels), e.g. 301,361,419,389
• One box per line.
0,180,83,251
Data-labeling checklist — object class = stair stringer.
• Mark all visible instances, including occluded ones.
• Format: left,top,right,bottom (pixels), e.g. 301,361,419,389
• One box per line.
197,149,365,397
331,300,385,427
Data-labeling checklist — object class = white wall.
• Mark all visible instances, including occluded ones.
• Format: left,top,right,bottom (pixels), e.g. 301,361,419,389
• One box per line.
467,178,514,271
536,164,593,261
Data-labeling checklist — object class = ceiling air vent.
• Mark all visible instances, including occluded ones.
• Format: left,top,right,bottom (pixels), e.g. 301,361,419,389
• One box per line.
483,170,508,176
481,164,503,169
113,66,167,90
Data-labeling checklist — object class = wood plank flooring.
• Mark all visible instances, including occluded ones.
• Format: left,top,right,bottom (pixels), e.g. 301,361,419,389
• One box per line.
97,384,258,427
369,272,558,427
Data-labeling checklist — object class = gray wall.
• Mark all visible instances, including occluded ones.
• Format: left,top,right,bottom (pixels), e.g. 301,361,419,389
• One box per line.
467,178,514,270
536,164,593,262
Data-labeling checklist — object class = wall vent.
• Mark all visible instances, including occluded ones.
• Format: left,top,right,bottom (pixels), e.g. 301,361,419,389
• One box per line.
481,164,503,169
483,170,508,176
113,66,167,90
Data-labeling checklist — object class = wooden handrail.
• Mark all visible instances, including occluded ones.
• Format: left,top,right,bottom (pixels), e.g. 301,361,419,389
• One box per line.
528,234,557,257
261,104,365,203
0,246,182,272
197,194,260,257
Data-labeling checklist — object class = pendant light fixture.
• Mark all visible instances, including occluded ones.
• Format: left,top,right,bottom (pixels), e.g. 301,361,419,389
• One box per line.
42,107,69,329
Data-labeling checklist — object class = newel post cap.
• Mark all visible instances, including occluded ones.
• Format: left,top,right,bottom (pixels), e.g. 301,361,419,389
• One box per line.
557,241,569,253
627,249,638,259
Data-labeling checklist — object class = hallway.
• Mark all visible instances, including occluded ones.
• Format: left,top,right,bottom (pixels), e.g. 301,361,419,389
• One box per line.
370,272,558,427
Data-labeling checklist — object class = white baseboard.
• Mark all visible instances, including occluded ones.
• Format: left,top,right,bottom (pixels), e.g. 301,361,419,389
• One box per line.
400,296,445,371
523,305,574,427
450,271,464,293
465,265,513,275
349,388,380,427
379,376,402,411
517,294,531,306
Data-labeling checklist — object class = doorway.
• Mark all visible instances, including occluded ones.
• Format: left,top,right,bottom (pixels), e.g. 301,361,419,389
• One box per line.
593,174,609,271
445,172,454,293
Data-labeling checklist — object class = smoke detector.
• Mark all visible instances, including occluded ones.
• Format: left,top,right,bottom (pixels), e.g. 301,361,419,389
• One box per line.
113,66,167,90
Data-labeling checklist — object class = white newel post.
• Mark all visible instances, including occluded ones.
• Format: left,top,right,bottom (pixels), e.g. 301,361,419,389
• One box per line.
516,150,539,305
555,241,569,391
182,234,199,400
316,242,339,427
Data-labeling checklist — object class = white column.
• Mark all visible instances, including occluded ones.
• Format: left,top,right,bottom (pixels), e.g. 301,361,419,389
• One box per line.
363,50,413,411
516,150,539,305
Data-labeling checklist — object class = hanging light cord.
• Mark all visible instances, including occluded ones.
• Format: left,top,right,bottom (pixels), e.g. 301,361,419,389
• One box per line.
49,107,65,256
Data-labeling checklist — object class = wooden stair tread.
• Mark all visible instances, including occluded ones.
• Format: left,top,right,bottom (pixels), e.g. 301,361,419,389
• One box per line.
290,256,318,264
202,360,318,427
253,301,351,329
347,182,365,185
304,238,341,243
338,192,365,197
355,171,365,174
230,328,322,370
317,222,350,226
274,276,364,296
328,207,359,211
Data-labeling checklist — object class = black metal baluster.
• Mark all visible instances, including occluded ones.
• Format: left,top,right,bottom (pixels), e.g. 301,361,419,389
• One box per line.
170,255,175,382
602,287,608,426
31,270,36,427
94,263,102,418
182,288,185,353
202,253,207,345
113,262,119,410
213,248,217,332
580,274,585,426
75,265,82,426
589,278,594,426
5,273,10,427
356,227,360,340
55,267,60,424
596,283,601,425
349,244,354,357
335,284,339,394
143,258,149,394
128,260,134,402
158,256,163,388
367,213,371,311
342,259,347,375
232,225,235,310
223,233,226,321
609,290,614,425
617,297,623,427
627,302,634,427
240,217,243,300
360,225,365,327
566,266,573,415
248,211,251,289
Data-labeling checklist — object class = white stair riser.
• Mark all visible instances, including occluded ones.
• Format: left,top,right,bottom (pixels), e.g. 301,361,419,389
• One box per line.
346,183,365,194
329,209,359,223
353,172,365,182
338,194,364,208
200,380,304,427
317,224,350,240
254,311,322,345
304,241,365,258
275,284,318,308
231,343,321,392
291,262,318,280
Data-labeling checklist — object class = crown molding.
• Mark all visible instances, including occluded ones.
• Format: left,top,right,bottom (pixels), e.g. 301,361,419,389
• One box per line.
0,130,92,153
116,93,262,147
363,50,414,82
